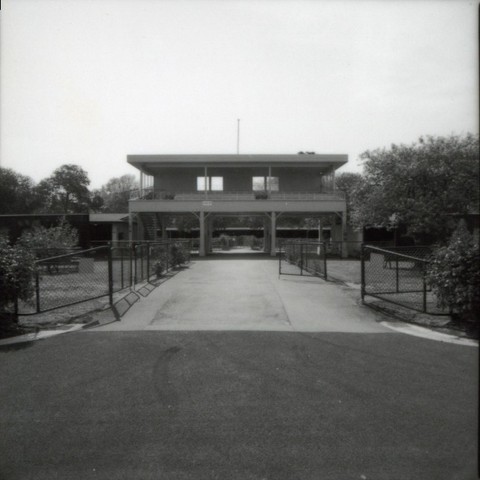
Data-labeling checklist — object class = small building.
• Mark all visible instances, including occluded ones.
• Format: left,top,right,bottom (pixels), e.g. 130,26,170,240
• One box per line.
127,154,350,256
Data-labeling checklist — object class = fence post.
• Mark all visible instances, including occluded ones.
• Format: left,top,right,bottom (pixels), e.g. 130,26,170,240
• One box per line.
120,246,124,289
360,244,365,303
35,269,41,313
108,246,113,306
133,243,137,286
395,257,399,293
323,241,327,280
300,243,304,276
422,265,427,313
146,243,150,282
278,241,282,277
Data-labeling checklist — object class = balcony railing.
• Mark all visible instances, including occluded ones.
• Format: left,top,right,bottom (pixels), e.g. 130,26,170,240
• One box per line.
129,188,345,201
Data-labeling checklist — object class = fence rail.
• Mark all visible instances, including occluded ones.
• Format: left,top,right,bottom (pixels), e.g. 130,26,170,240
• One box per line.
13,240,192,316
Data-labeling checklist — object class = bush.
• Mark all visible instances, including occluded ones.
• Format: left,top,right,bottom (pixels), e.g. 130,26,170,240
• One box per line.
426,221,480,323
18,219,79,259
169,243,188,267
0,235,36,323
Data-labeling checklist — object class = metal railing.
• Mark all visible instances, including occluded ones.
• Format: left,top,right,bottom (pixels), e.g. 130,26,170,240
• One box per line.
361,245,447,315
13,240,192,316
129,188,345,201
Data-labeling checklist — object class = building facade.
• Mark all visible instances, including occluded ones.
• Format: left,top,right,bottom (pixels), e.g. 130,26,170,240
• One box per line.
127,154,349,256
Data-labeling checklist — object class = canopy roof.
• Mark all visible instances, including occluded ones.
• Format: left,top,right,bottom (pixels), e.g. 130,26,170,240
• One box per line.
128,154,348,175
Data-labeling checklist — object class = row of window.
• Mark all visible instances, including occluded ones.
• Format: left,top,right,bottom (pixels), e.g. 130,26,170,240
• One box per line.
196,176,279,192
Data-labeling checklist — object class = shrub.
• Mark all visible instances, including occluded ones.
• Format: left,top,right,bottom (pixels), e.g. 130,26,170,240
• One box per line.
18,219,79,259
426,221,480,323
169,243,188,267
0,235,36,323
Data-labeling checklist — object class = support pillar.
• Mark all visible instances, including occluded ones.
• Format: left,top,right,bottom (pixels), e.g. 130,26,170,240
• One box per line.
270,212,276,257
341,211,348,258
199,211,206,257
128,213,133,243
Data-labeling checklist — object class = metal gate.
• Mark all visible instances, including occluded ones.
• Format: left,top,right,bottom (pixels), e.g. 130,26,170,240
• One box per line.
279,241,327,279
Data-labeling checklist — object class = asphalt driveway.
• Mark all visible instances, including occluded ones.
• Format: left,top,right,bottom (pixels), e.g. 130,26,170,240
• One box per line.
0,256,477,479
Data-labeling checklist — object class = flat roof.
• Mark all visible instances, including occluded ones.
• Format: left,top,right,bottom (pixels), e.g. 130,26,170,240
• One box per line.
128,154,348,174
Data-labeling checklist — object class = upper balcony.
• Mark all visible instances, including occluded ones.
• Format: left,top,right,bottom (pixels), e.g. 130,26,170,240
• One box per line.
129,188,346,214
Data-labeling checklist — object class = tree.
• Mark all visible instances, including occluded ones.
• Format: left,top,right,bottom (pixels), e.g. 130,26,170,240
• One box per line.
36,164,91,213
17,219,79,258
350,134,479,243
95,174,138,213
335,172,365,224
0,168,37,214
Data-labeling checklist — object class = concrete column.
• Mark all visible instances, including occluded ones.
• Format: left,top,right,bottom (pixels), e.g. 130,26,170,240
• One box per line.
128,213,133,243
341,211,348,258
199,211,206,257
270,212,276,257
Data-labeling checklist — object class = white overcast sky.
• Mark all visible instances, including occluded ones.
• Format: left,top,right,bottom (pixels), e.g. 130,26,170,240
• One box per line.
0,0,478,188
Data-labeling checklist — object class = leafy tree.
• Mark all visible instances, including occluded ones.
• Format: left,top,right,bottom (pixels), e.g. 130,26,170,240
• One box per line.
94,174,138,213
36,164,91,213
426,220,480,324
0,235,35,325
351,134,479,243
18,219,79,259
0,168,37,214
335,172,365,224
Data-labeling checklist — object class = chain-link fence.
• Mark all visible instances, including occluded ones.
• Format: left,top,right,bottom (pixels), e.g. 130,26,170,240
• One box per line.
13,240,192,316
15,246,112,314
361,245,447,314
279,241,327,279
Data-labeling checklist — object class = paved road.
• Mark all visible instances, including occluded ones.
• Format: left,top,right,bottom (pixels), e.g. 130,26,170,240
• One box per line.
0,257,477,480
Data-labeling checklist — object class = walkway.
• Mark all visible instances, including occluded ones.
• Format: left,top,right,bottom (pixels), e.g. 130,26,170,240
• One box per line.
96,256,388,333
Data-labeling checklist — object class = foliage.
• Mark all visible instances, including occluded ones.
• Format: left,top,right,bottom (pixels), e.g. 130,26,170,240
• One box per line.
36,164,91,213
335,172,365,225
0,168,38,214
18,219,79,259
351,134,479,243
94,174,138,213
169,243,188,267
426,221,480,323
0,235,36,320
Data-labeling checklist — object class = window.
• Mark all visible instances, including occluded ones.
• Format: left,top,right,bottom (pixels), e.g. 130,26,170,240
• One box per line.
196,176,223,191
266,176,279,191
210,177,223,191
197,177,208,191
252,177,265,191
252,176,279,191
